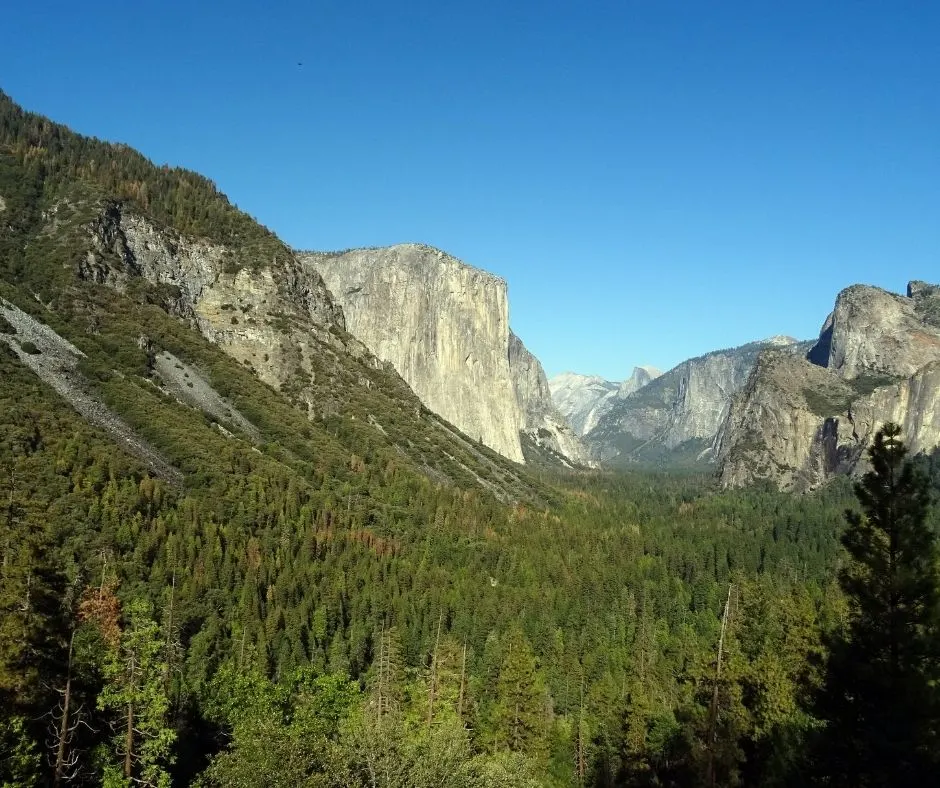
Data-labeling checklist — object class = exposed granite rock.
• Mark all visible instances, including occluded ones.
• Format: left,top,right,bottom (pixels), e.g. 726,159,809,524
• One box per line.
717,352,940,490
715,351,860,489
302,244,525,462
719,281,940,490
617,366,662,398
549,367,661,437
302,244,584,466
585,338,806,465
549,373,619,436
808,283,940,379
910,280,940,328
852,361,940,456
508,332,590,466
77,201,377,420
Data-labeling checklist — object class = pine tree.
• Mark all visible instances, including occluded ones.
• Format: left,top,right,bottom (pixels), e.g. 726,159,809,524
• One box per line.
97,598,176,788
488,627,548,759
0,462,68,710
812,423,940,785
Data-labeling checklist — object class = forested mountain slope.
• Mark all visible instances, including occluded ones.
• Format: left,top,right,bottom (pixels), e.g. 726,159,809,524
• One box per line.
0,90,539,501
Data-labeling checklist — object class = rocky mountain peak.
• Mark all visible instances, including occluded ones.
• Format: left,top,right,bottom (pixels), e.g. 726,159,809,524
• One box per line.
719,279,940,490
549,366,662,438
616,366,662,398
761,335,799,347
908,280,939,299
808,282,940,380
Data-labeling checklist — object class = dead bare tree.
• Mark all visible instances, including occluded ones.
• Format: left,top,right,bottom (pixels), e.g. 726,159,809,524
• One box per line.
706,583,733,788
426,611,443,730
44,631,95,786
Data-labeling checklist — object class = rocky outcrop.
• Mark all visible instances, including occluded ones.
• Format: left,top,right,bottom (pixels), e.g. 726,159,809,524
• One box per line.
549,367,661,437
508,332,590,466
808,284,940,379
585,337,805,465
84,202,344,334
617,366,662,399
302,244,584,465
715,351,860,489
718,281,940,490
76,201,378,420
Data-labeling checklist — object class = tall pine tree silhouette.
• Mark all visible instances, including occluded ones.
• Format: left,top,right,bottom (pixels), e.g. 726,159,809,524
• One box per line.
813,423,940,785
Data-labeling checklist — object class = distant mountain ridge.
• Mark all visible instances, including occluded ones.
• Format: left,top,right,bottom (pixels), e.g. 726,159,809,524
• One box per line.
549,366,661,437
577,337,810,466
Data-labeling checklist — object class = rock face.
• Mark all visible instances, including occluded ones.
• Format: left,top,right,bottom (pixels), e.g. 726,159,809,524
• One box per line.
78,201,382,420
718,281,940,490
585,337,805,465
302,244,586,465
508,333,590,466
617,366,662,399
549,366,661,437
808,284,940,379
84,203,344,334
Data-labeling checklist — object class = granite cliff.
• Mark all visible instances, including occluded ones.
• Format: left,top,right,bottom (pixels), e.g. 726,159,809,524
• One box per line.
301,244,587,465
717,281,940,489
584,337,805,465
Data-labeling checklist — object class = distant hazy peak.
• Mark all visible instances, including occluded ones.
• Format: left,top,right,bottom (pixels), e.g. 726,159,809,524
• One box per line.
616,366,663,398
634,364,663,376
550,366,659,437
549,371,616,389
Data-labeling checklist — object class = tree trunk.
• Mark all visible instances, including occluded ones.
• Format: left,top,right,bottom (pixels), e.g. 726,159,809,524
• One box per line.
53,631,75,788
427,612,442,730
125,652,135,779
707,584,733,788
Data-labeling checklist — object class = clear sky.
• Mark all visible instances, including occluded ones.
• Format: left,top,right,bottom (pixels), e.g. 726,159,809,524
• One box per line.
2,1,938,380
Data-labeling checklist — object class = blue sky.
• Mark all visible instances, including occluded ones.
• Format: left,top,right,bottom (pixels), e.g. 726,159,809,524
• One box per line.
3,1,938,379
